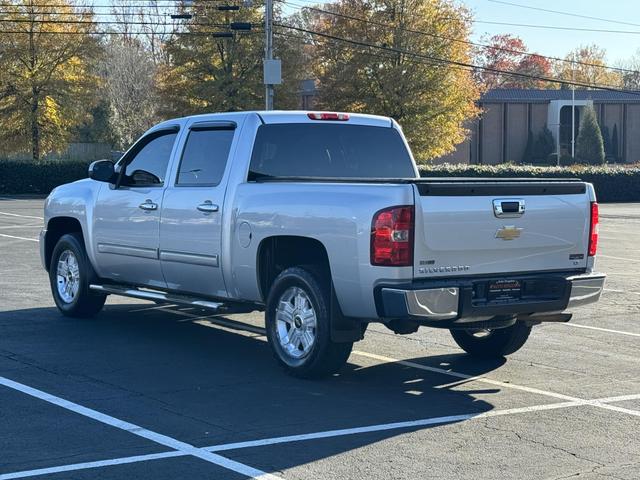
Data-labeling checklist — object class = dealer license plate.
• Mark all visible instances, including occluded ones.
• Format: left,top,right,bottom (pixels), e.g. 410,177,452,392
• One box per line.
487,279,522,302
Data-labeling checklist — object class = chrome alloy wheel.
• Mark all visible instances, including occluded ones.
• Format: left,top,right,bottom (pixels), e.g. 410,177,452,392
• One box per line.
56,250,80,304
275,287,317,359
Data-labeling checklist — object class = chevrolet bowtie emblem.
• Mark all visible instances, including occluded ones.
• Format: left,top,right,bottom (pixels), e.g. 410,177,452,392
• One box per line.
495,226,523,241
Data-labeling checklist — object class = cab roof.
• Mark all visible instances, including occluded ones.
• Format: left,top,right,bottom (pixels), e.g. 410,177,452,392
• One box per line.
152,111,394,131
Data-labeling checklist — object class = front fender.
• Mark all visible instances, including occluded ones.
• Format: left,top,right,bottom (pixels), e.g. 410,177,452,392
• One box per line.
44,179,103,270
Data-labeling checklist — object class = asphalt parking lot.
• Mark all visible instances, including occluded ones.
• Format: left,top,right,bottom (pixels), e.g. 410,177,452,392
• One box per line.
0,196,639,480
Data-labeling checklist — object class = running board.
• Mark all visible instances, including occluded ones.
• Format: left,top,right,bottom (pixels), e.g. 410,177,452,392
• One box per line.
89,284,225,311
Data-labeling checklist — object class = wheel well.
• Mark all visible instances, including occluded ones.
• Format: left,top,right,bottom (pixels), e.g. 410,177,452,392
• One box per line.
257,236,330,301
44,217,83,271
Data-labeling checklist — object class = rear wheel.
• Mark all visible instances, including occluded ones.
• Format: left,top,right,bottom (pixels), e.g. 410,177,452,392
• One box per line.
49,233,106,318
265,267,353,378
450,321,532,358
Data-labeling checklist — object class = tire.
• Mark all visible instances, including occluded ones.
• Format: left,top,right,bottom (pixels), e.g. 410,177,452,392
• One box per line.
449,321,532,358
49,233,106,318
265,267,353,378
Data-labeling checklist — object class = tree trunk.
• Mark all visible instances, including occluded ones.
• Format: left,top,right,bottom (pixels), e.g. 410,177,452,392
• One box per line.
28,17,40,162
30,88,40,162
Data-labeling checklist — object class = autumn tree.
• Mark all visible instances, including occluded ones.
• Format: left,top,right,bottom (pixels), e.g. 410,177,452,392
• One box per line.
304,0,480,162
158,1,306,116
474,34,552,89
617,49,640,90
555,44,622,89
0,0,99,160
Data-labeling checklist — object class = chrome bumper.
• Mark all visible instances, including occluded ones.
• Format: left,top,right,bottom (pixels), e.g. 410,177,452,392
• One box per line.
566,273,606,309
381,287,460,320
379,272,605,322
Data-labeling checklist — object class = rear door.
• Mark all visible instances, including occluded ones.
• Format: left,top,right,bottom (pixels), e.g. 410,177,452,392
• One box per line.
412,180,591,278
159,120,237,297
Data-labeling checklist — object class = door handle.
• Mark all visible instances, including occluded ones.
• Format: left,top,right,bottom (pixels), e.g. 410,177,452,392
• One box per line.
197,201,219,213
139,200,158,211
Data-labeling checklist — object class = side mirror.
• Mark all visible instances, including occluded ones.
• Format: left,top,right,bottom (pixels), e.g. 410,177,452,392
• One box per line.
88,159,116,184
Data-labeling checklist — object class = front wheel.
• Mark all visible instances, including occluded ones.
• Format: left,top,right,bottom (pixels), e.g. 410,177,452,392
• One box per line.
265,267,353,378
49,233,106,318
450,321,532,358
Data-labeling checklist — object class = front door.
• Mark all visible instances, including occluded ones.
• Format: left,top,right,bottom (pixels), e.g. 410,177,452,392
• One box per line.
93,128,179,288
159,121,237,297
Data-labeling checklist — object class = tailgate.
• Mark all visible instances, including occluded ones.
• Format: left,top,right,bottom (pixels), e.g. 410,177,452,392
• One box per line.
412,179,592,278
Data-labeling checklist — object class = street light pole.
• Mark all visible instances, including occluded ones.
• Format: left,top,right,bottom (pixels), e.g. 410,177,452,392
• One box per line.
264,0,274,110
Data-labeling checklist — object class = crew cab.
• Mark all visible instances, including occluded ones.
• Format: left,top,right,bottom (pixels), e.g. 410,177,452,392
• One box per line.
40,111,605,378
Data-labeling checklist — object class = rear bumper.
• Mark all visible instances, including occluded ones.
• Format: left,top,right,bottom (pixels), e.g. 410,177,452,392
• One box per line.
378,271,605,326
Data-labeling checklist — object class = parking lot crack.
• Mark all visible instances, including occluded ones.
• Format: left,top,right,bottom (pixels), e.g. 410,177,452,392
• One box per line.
482,419,605,471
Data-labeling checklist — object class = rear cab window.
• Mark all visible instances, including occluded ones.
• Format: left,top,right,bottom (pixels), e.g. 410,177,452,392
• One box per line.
248,123,416,180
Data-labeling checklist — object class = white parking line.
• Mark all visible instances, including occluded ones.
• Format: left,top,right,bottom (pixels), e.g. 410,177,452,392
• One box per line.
205,393,640,453
0,376,284,480
604,288,640,295
0,211,43,220
163,308,640,409
351,351,640,418
0,452,184,480
0,233,38,242
205,401,582,452
0,225,41,230
3,392,640,480
599,254,640,263
166,308,266,335
561,322,640,338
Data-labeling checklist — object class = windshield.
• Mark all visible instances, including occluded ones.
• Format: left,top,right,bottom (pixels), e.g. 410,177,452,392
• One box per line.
248,123,416,179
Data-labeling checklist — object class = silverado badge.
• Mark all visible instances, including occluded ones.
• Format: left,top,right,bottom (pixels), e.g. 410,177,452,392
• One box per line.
495,225,523,241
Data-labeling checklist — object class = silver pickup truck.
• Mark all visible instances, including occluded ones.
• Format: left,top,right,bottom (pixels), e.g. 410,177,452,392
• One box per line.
40,111,605,378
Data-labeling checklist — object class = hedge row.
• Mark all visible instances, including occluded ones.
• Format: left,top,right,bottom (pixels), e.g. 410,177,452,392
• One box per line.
419,164,640,202
1,159,639,203
0,159,92,195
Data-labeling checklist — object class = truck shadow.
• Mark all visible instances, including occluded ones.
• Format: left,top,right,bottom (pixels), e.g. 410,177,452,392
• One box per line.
0,303,509,474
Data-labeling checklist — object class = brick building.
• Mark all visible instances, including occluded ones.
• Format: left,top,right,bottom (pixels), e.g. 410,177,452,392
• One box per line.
437,88,640,164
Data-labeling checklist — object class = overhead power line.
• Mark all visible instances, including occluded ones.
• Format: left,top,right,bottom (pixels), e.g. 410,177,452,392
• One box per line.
278,0,639,76
0,17,232,26
0,11,172,16
474,20,640,35
0,27,255,35
0,3,172,8
275,22,640,95
0,25,260,38
0,1,234,9
487,0,640,28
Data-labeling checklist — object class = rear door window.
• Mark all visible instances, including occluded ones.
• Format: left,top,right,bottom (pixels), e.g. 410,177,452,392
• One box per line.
177,127,235,186
249,124,416,179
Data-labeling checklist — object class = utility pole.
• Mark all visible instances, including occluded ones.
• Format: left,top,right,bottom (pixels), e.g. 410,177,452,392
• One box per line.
263,0,281,110
571,69,576,160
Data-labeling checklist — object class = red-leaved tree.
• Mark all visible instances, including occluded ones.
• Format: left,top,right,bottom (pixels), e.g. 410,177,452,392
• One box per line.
475,34,552,89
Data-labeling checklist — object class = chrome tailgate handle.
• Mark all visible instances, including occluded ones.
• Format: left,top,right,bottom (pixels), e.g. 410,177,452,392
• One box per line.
139,200,158,211
493,199,525,218
197,201,219,213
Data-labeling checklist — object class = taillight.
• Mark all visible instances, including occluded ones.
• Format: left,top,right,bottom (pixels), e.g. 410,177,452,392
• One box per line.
307,112,349,121
371,206,414,266
588,201,599,256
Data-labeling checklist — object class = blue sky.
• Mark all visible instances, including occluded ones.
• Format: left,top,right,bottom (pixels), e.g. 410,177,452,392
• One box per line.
464,0,640,64
95,0,640,65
